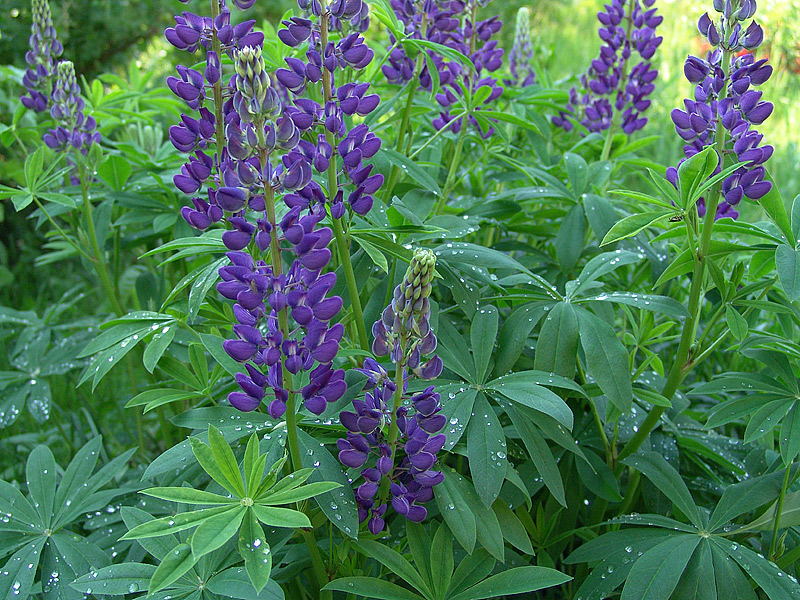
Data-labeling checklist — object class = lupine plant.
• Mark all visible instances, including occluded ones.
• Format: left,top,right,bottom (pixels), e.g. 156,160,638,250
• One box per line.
3,0,800,598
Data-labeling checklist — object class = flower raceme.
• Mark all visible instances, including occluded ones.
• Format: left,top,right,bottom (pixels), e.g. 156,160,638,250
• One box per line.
338,250,445,534
666,0,773,220
167,0,384,416
43,61,100,154
554,0,662,134
506,7,536,87
21,0,63,113
382,0,505,137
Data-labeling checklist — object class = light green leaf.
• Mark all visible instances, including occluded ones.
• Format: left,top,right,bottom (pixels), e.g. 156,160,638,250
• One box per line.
191,507,245,558
238,509,272,593
251,505,311,529
470,306,498,383
149,543,197,594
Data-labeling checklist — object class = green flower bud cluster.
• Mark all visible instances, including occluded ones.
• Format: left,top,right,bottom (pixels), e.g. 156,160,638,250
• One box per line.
234,46,280,123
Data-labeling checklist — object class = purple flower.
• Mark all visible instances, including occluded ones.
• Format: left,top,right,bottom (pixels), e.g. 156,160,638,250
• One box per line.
337,249,444,533
21,0,63,113
666,1,773,221
42,61,100,154
553,0,661,134
506,7,536,88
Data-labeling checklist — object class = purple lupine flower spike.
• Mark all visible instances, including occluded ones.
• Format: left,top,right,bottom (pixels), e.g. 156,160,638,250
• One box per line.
506,7,536,87
665,0,772,220
382,0,505,137
21,0,63,113
339,249,444,534
42,61,100,153
553,0,662,134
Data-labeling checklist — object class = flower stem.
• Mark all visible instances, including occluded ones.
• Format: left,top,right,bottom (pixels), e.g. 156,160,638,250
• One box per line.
210,0,225,168
382,15,428,202
616,47,732,465
769,463,793,561
319,10,369,352
79,168,124,316
434,128,467,216
377,358,407,507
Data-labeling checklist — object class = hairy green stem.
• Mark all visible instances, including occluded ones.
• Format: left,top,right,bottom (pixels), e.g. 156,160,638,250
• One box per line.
769,463,793,560
210,0,225,166
616,48,732,465
80,170,124,316
377,357,407,506
434,128,467,216
318,11,369,353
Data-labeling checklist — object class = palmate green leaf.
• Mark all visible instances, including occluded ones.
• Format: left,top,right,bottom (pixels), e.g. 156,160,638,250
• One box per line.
622,451,702,527
493,302,547,377
354,539,432,597
121,505,238,540
0,538,46,599
238,509,272,593
449,566,570,600
576,308,633,414
383,147,442,196
446,550,496,598
506,405,566,507
405,522,432,589
125,389,200,411
466,393,506,507
714,537,800,599
26,445,57,528
190,434,243,497
324,577,425,600
670,538,717,600
470,306,498,383
568,530,671,600
208,425,247,496
611,514,698,533
487,374,574,430
744,398,793,443
52,436,102,516
620,535,701,600
492,501,534,555
576,449,623,502
457,470,504,561
96,154,132,191
710,542,758,600
70,563,155,596
533,301,579,379
0,479,39,526
431,242,561,301
435,467,477,553
188,257,227,321
436,318,476,382
149,543,196,594
191,506,245,558
47,532,110,599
